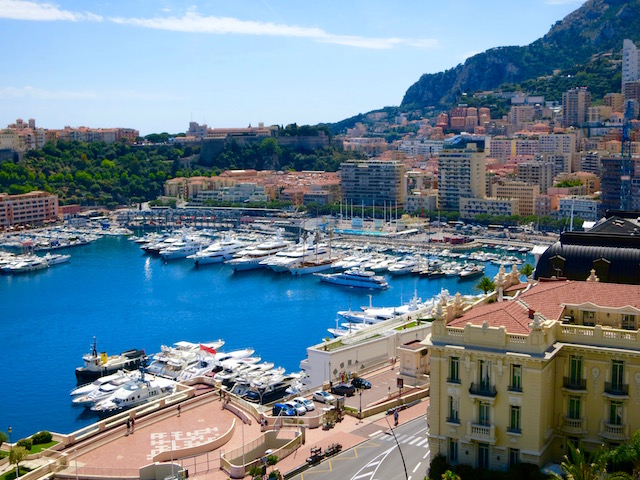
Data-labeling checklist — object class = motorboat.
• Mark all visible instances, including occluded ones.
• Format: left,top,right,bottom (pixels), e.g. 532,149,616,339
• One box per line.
71,370,133,397
176,347,254,381
316,267,388,289
90,376,176,413
225,230,292,272
458,264,485,279
42,252,71,266
72,371,142,407
148,340,224,379
387,256,420,276
260,237,317,272
75,337,146,383
1,255,49,274
160,235,209,260
188,236,247,266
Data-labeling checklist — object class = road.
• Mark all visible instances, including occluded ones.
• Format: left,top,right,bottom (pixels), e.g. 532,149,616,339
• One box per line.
290,416,430,480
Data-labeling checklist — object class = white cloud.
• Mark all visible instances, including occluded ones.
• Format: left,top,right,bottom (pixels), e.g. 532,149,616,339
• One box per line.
109,10,438,50
0,0,102,21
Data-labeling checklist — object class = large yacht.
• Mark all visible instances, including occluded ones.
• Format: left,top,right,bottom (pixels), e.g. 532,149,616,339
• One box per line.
315,267,388,289
176,347,254,381
225,230,292,272
160,235,209,261
147,340,224,379
90,376,176,413
188,235,248,266
75,337,146,383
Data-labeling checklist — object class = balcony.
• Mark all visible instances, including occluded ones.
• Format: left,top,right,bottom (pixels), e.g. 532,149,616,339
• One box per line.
469,382,497,398
466,421,496,444
446,416,460,425
562,416,587,435
599,421,629,441
604,382,629,397
563,377,587,391
507,385,523,393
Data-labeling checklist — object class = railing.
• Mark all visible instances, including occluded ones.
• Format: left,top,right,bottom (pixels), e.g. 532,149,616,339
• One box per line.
467,422,495,443
602,423,626,437
604,382,629,396
507,385,522,393
506,426,522,435
446,327,464,338
507,335,528,345
446,416,460,425
563,377,587,390
469,382,497,397
446,377,461,384
562,416,585,432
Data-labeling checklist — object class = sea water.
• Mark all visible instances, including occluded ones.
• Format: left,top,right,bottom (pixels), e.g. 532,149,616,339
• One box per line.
0,236,511,439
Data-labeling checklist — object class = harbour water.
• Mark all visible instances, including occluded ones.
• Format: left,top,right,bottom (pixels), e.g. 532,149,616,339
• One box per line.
0,235,517,439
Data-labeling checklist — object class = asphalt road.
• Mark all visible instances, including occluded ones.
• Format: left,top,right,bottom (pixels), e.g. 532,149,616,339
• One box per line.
290,416,430,480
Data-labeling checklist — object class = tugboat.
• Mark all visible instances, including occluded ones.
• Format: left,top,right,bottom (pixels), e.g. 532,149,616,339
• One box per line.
75,337,146,383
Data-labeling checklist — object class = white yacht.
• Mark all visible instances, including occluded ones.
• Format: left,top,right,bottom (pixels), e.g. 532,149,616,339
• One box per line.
148,340,224,379
260,239,317,272
72,371,142,407
75,337,146,382
225,230,292,272
42,252,71,266
188,236,247,266
91,376,176,413
1,255,49,273
316,267,388,289
176,347,254,381
160,235,209,260
387,256,420,276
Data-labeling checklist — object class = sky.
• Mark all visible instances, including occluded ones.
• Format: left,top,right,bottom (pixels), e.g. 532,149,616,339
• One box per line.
0,0,585,135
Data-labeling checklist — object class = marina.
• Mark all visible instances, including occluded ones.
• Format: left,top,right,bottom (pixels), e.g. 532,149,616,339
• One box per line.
0,227,536,439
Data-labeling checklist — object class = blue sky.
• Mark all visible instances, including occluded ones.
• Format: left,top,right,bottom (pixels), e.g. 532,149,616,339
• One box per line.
0,0,584,135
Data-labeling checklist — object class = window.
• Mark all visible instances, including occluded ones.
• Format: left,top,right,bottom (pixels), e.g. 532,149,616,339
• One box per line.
478,443,490,469
569,396,581,419
622,314,636,330
479,360,491,388
582,311,595,326
569,355,582,383
448,396,459,423
509,448,520,468
478,402,490,426
609,401,623,426
509,406,521,433
510,365,522,392
449,357,460,383
612,361,624,390
448,438,458,463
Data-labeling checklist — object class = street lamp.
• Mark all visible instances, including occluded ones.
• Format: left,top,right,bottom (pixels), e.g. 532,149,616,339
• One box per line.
358,388,363,424
7,426,11,445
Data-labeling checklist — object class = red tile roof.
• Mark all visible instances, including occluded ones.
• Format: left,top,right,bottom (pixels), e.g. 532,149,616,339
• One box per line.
447,281,640,334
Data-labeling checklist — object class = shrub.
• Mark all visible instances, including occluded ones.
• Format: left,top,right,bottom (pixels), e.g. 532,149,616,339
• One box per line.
428,454,451,480
16,438,32,451
453,464,474,479
31,431,52,445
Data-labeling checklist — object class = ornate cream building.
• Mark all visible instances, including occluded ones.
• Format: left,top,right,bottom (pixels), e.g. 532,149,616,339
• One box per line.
425,270,640,471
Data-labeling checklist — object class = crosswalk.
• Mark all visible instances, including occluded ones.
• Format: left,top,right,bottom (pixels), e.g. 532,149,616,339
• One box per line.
374,432,430,449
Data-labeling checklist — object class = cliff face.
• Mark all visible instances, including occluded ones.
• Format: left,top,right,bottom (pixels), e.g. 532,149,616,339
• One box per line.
401,0,640,107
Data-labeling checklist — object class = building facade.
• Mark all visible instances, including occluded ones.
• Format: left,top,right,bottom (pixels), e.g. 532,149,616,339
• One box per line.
340,159,405,207
493,181,539,216
562,88,591,127
0,191,59,228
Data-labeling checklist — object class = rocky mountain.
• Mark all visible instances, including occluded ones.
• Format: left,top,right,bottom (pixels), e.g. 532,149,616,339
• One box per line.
401,0,640,108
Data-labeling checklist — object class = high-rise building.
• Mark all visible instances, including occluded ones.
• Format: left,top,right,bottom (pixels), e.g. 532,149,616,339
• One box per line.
600,156,640,212
493,181,539,216
622,39,640,86
437,136,488,211
517,160,554,194
340,159,405,207
562,87,591,127
0,191,59,227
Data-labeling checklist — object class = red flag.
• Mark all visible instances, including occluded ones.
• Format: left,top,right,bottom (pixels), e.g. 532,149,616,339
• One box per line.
200,344,216,355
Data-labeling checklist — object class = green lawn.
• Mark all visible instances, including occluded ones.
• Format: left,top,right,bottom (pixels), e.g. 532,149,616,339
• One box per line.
29,441,58,454
0,451,7,459
0,467,30,480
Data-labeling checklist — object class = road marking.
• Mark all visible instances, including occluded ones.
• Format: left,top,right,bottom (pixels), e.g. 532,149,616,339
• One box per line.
415,437,430,447
403,435,415,444
423,451,430,459
412,462,422,473
352,474,370,480
368,429,383,437
408,437,422,445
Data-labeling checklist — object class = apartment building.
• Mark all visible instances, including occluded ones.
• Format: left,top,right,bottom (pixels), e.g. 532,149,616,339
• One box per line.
623,39,640,85
557,196,600,222
459,197,517,220
493,181,539,216
555,172,600,194
517,160,554,194
562,87,591,127
398,139,444,158
600,156,640,212
340,159,405,207
539,134,577,155
426,278,640,471
0,191,59,228
437,136,488,211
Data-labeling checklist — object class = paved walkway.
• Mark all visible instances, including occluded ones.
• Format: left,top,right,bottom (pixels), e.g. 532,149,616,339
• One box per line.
54,370,429,479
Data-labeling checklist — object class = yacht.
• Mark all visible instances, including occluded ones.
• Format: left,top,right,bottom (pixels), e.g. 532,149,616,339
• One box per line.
42,252,71,266
225,230,292,272
148,340,224,379
176,347,254,381
260,238,316,272
289,255,336,275
316,267,388,289
458,263,485,279
71,370,133,397
188,236,247,266
160,235,209,261
91,376,176,413
75,337,146,383
387,256,420,276
72,371,142,407
1,255,49,274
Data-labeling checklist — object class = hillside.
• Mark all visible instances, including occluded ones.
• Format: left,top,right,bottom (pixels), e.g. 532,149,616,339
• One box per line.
401,0,640,108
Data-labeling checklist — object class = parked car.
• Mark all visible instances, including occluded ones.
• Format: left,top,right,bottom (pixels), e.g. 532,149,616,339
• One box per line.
285,401,307,415
351,377,371,389
313,390,335,404
330,383,356,397
293,397,315,411
272,403,296,416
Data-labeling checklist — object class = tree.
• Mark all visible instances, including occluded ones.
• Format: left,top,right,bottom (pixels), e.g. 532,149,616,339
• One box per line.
519,263,534,278
610,430,640,479
442,470,461,480
0,430,7,449
9,446,29,478
475,276,496,295
551,442,631,480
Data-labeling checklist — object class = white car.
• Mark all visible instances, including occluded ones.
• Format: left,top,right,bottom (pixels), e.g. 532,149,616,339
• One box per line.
285,401,307,415
293,397,315,412
313,390,335,404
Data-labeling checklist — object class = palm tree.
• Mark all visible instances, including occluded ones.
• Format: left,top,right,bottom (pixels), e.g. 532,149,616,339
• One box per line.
441,470,461,480
474,276,495,295
519,263,534,279
610,430,640,479
552,442,631,480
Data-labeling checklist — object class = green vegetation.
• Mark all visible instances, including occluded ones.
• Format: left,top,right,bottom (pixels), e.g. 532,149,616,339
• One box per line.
0,431,7,449
29,441,57,454
15,439,31,451
554,179,583,188
8,447,29,478
428,453,550,480
475,276,496,295
0,466,30,480
519,263,534,278
30,431,52,445
0,451,7,459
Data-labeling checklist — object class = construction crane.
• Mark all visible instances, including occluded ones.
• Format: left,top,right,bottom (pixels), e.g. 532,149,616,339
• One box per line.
620,100,635,210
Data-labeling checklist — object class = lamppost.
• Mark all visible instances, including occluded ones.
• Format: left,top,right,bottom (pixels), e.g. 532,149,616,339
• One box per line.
358,388,363,424
7,426,11,445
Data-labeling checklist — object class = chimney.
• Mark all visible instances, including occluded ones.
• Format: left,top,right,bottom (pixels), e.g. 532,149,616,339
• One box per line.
528,308,535,319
